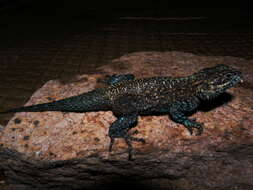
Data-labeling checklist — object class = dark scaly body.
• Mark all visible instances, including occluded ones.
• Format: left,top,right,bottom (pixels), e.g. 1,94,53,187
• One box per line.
0,64,243,160
107,77,200,115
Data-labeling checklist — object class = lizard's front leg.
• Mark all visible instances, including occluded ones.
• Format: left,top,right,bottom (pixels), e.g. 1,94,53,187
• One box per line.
169,109,203,135
108,114,145,160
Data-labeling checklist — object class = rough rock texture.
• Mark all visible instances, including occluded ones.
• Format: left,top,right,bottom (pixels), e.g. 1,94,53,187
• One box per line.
0,51,253,190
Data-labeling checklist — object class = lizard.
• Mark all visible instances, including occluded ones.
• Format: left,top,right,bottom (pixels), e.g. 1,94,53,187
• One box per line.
0,64,243,160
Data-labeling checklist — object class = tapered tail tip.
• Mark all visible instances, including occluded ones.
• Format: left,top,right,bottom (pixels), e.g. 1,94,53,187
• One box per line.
0,111,9,114
0,110,13,114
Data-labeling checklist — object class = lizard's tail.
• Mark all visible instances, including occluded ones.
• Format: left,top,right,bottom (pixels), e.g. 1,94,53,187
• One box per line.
0,89,111,114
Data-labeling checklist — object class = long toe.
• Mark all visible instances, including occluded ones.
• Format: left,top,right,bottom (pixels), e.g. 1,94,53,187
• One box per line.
196,125,203,136
129,136,146,144
109,137,115,152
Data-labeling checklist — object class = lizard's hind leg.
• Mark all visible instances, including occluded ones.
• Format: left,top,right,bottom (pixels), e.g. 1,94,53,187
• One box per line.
108,114,145,160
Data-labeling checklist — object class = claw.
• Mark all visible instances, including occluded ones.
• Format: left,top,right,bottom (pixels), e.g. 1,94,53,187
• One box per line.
195,123,203,136
183,118,204,136
186,126,193,135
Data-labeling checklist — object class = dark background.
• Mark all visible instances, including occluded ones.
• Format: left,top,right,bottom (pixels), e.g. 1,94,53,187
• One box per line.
0,0,252,16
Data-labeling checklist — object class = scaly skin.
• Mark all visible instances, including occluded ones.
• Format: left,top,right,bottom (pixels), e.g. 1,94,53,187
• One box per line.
0,64,243,160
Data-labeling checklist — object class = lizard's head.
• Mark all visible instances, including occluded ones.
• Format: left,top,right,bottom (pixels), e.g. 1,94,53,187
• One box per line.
195,64,243,100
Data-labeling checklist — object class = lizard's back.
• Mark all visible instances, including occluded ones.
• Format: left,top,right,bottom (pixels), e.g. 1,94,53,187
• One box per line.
105,77,197,114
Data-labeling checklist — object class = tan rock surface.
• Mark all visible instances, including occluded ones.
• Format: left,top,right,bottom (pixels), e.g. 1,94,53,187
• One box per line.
0,51,253,190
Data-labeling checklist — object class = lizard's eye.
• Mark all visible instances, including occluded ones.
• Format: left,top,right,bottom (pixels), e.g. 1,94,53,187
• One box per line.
225,73,233,78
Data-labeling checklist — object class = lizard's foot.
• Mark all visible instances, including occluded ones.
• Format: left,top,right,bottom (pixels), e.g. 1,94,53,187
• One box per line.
124,135,145,160
169,109,204,136
108,114,144,160
183,119,203,136
109,132,145,160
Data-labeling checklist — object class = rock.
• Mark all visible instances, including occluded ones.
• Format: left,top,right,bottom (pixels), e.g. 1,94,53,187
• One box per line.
0,51,253,190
